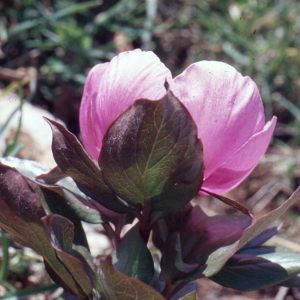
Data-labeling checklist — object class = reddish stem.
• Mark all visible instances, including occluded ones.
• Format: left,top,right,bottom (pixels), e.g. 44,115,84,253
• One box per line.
139,201,151,243
114,215,123,245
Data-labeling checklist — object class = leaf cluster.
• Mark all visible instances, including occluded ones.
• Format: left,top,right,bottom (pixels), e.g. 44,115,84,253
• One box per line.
1,91,300,299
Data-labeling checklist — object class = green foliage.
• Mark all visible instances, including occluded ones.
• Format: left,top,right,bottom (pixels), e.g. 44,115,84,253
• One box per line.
211,246,300,291
204,186,300,277
94,256,165,300
180,291,197,300
1,1,300,299
0,82,24,157
1,128,300,298
0,165,93,299
114,224,154,284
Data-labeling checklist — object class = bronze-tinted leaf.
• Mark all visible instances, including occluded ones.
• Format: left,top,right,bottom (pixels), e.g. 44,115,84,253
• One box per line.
0,164,93,299
46,118,135,214
94,256,165,300
99,87,204,214
114,224,154,284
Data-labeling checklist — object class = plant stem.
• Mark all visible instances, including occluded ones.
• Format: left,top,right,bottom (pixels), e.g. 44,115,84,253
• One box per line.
0,230,9,284
0,284,58,300
139,200,151,243
114,215,123,245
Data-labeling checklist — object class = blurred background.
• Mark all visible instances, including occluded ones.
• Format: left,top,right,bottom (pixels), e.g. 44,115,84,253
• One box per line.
0,0,300,299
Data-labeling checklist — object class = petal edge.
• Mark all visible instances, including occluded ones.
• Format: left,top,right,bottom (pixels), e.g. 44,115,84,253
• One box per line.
202,116,277,194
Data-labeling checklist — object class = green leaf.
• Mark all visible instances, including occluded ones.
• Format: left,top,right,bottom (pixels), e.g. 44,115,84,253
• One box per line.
0,231,9,283
42,214,94,294
0,284,58,300
34,182,103,225
241,225,281,249
94,256,165,300
99,87,204,213
204,186,300,277
179,291,197,300
31,181,96,282
0,157,126,226
45,118,136,214
114,224,154,284
50,1,102,21
33,181,104,282
211,246,300,291
8,19,43,37
0,164,93,300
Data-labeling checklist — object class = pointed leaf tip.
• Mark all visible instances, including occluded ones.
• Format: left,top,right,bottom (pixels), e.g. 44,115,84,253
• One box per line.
114,224,154,284
201,188,254,220
0,165,93,299
46,118,135,214
211,246,300,291
204,186,300,277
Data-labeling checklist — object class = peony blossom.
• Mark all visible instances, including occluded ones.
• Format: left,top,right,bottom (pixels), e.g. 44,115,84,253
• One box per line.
80,49,276,195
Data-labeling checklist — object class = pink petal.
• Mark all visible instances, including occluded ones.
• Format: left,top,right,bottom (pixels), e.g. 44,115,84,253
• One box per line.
94,49,171,159
202,116,277,194
173,61,266,180
80,63,110,160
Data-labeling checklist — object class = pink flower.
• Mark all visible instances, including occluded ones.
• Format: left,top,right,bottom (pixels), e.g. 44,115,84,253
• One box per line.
80,49,276,195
